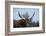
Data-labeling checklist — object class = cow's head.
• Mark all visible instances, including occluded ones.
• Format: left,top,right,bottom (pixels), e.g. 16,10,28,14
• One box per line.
18,11,35,24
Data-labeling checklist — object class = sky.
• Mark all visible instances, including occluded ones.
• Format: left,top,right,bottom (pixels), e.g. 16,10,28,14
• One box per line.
13,8,39,22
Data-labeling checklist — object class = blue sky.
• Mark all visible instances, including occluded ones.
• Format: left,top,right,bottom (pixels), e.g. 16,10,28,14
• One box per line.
13,8,39,22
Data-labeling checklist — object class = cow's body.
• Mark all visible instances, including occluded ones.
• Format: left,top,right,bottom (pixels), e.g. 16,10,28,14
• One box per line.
13,19,26,27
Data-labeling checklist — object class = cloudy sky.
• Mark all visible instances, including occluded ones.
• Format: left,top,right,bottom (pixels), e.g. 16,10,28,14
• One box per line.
13,8,39,22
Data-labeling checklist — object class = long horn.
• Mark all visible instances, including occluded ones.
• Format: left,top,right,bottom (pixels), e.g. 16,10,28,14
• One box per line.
29,12,35,21
18,11,22,18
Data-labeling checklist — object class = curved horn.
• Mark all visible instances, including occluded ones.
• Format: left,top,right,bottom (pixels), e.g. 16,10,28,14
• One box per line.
29,12,35,21
18,11,22,18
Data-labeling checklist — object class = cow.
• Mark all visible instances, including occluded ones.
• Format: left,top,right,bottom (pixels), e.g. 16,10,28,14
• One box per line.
13,12,35,28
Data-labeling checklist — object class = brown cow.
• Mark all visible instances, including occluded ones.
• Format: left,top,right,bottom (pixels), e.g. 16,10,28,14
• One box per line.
13,12,35,28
